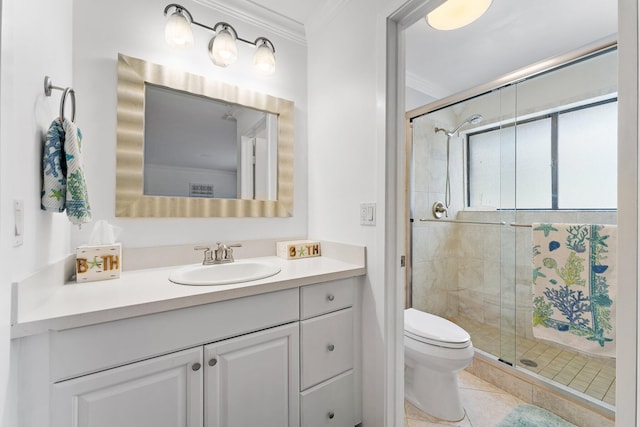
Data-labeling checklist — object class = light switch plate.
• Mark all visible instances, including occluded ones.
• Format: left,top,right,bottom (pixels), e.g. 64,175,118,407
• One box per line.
360,203,376,226
14,199,24,247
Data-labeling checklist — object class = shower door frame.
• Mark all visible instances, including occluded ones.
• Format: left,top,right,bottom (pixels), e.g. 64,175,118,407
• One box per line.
404,38,625,407
404,38,618,308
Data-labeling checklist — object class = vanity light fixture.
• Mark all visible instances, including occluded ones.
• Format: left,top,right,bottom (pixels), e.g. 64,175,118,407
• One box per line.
163,3,276,74
426,0,493,31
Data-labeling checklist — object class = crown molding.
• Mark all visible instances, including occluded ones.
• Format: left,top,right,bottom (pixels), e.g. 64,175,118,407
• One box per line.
406,71,450,99
193,0,307,45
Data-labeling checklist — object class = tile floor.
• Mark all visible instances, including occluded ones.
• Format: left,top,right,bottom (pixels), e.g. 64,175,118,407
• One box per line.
452,316,616,406
404,370,529,427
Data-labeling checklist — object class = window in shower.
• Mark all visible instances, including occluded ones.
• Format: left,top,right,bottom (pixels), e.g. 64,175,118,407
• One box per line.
466,99,617,209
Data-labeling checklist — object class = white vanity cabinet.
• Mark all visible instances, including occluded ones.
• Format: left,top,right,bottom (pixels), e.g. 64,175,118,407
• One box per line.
204,323,299,427
52,323,300,427
299,279,358,427
16,275,362,427
42,289,300,427
52,347,205,427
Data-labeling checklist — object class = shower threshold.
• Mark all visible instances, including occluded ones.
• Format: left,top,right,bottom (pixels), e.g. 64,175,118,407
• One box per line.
452,316,616,408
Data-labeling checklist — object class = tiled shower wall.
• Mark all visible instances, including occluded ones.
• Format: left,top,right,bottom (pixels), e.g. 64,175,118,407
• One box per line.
412,208,617,341
410,107,617,341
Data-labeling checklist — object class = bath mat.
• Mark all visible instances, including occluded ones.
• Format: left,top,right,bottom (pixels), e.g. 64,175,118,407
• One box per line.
496,404,576,427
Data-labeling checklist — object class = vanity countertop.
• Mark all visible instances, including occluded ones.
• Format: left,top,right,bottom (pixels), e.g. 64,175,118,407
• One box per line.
12,249,365,338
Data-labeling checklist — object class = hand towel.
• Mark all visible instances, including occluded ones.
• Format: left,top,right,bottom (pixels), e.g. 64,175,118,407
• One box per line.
41,119,66,212
41,118,91,224
532,223,616,357
62,119,91,224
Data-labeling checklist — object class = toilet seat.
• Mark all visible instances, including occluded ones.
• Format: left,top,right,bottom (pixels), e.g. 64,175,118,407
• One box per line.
404,308,471,349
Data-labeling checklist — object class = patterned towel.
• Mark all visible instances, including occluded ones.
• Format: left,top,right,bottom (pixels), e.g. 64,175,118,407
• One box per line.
41,118,91,224
532,223,616,357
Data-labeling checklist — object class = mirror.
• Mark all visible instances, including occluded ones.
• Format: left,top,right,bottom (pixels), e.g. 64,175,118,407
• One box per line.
116,54,294,217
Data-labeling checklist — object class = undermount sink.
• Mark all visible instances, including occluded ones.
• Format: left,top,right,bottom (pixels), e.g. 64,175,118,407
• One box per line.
169,259,281,286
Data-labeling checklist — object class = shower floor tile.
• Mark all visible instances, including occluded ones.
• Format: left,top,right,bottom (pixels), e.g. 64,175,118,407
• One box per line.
451,315,616,407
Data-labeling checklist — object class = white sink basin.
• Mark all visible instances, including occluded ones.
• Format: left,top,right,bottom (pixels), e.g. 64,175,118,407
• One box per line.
169,259,281,286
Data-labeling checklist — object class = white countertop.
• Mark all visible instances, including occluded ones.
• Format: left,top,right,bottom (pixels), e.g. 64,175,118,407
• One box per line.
12,254,365,338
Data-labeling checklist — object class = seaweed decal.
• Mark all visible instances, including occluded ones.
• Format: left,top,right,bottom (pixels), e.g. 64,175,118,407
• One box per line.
543,285,590,327
533,296,553,327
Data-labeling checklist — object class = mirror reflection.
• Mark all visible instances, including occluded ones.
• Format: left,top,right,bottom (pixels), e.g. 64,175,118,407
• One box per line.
144,84,278,200
115,53,294,218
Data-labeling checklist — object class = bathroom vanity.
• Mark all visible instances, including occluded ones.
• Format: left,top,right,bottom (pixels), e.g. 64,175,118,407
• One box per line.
12,242,365,427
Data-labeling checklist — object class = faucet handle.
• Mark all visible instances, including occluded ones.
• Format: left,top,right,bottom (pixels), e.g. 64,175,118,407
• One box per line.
194,245,214,264
213,242,242,262
432,201,449,219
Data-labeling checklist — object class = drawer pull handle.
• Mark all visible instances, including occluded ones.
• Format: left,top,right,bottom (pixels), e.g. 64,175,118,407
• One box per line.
327,344,335,352
192,362,202,371
328,411,335,419
208,358,218,367
327,294,335,302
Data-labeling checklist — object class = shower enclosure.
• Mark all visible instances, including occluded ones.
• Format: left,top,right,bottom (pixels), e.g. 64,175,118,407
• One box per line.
407,45,618,411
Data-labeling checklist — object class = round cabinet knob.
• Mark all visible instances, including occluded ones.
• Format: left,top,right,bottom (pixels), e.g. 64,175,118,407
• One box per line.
327,411,335,419
191,362,201,371
327,344,335,352
208,358,218,367
327,294,335,302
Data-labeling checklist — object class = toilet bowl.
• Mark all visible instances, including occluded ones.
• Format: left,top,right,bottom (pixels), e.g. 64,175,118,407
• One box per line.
404,308,474,422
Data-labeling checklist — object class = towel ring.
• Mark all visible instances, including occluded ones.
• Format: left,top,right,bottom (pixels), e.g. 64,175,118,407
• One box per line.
44,76,76,123
60,88,76,123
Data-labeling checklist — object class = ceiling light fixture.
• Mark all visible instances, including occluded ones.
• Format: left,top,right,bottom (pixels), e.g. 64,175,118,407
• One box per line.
426,0,493,31
163,3,276,75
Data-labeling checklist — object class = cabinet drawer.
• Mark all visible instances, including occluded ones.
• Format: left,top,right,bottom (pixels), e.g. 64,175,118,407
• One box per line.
300,308,353,390
300,370,354,427
300,278,355,319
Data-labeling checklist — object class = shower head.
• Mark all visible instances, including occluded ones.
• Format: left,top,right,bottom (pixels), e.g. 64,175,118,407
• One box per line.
450,114,483,135
435,113,484,136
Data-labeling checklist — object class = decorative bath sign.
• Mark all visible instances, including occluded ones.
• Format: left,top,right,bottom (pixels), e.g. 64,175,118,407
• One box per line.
277,240,321,260
76,243,122,282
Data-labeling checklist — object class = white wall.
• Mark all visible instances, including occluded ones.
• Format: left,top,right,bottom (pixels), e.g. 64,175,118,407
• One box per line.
0,0,74,424
307,0,389,424
144,164,237,199
70,0,308,249
0,0,306,424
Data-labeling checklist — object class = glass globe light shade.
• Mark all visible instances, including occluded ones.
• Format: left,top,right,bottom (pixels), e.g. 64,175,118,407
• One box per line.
209,28,238,67
253,42,276,75
165,10,194,48
427,0,493,31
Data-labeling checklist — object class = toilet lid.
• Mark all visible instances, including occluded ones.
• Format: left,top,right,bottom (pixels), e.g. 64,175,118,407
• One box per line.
404,308,471,349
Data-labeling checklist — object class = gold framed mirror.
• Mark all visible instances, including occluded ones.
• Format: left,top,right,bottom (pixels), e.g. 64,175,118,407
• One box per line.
116,53,294,217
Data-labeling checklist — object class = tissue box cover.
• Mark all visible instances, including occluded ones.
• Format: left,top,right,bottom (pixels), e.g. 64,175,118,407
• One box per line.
76,243,122,282
277,240,321,260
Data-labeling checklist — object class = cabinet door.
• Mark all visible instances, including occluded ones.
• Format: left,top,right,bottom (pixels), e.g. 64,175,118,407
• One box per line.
205,322,299,427
52,347,203,427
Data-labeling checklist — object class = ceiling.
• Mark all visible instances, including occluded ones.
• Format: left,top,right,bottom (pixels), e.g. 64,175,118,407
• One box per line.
250,0,617,103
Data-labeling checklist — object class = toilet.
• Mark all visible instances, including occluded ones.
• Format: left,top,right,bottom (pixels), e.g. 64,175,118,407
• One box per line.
404,308,474,422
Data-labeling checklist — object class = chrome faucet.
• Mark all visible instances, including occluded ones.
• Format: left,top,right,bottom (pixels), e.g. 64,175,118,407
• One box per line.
195,242,242,264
